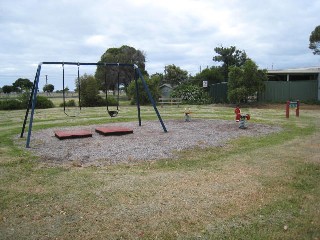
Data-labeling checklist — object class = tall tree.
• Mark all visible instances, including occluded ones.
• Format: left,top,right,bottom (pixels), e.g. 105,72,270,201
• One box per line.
2,85,14,94
163,64,188,86
213,46,248,82
309,25,320,55
12,78,33,92
95,45,147,92
228,59,267,103
43,84,54,94
191,66,224,87
77,74,103,107
126,74,161,105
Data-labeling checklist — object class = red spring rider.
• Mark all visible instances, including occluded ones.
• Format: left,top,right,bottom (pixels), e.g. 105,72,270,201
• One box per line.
234,105,241,122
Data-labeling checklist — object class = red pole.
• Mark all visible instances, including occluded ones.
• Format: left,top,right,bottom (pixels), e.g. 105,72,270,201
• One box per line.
296,100,300,117
286,101,290,118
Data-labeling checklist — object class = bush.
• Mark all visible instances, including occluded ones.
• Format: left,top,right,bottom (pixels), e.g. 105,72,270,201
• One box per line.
0,95,54,110
78,74,106,107
0,99,23,110
171,84,211,104
106,96,118,106
59,99,77,107
126,76,161,105
34,96,54,109
58,96,116,108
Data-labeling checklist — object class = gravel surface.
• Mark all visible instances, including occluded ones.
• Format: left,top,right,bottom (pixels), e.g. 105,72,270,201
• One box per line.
23,119,281,166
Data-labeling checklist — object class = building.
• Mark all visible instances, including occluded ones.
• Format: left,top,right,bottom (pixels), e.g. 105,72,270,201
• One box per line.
159,84,173,98
258,67,320,102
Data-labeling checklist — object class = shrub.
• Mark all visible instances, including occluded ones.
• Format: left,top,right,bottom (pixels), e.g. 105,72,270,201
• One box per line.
35,96,54,109
0,95,54,110
171,84,211,104
126,76,160,105
59,99,77,107
106,96,118,106
0,99,23,110
78,74,105,107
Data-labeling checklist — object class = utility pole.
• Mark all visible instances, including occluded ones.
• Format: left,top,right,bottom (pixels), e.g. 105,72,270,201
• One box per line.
45,75,48,85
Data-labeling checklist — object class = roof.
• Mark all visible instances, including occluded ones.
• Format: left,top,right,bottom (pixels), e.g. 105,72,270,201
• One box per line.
268,67,320,74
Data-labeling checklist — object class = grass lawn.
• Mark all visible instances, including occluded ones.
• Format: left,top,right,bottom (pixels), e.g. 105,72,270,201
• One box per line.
0,103,319,239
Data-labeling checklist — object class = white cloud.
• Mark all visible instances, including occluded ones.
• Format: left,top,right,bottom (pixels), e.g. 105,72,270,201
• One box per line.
84,35,107,46
0,0,319,90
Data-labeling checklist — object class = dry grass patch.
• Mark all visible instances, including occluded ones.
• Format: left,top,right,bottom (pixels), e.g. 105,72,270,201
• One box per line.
1,105,320,239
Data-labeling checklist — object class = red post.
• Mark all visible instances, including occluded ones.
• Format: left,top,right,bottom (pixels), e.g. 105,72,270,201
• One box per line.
286,101,290,118
296,100,300,117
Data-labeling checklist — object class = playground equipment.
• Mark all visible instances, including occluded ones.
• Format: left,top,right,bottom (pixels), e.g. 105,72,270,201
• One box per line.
95,126,133,136
286,100,300,118
20,62,167,148
54,130,92,140
104,63,121,117
238,114,250,129
184,108,191,122
234,105,241,122
62,62,81,117
234,105,250,129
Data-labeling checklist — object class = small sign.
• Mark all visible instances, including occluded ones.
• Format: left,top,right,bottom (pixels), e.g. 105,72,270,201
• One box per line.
203,81,208,88
290,102,297,108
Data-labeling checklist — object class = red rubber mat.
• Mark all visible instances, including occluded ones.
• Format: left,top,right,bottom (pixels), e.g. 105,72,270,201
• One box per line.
95,126,133,136
54,130,92,140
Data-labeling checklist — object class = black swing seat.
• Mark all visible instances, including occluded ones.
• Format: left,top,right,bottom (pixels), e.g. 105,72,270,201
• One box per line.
108,110,118,117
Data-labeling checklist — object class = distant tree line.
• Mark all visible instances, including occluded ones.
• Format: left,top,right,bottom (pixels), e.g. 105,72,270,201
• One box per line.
0,78,55,110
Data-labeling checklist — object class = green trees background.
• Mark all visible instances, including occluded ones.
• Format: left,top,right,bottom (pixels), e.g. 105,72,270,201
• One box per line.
228,60,267,103
309,25,320,55
1,44,271,109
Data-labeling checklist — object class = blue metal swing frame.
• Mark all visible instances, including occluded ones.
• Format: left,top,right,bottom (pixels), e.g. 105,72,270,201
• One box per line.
21,62,167,148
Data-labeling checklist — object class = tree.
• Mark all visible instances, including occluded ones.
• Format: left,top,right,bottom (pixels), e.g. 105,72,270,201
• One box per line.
228,59,267,103
126,75,161,105
309,25,320,55
2,85,14,94
163,64,188,86
171,82,211,105
77,74,104,107
213,46,248,82
95,45,147,91
191,66,224,87
12,78,33,92
43,84,54,94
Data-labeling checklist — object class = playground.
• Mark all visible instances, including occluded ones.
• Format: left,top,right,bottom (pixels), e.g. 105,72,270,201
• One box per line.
1,62,320,239
23,119,281,166
1,103,320,239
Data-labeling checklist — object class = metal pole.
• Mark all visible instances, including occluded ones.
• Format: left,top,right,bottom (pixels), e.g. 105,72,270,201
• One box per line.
134,68,141,126
20,71,38,138
77,63,81,110
26,64,42,148
135,67,167,132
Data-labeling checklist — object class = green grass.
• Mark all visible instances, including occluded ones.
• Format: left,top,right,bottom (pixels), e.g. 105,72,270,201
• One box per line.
0,103,319,239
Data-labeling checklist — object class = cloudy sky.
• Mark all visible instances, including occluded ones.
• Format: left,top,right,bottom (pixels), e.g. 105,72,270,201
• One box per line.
0,0,319,90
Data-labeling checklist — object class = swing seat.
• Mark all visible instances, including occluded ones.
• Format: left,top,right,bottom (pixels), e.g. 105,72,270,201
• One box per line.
108,110,118,117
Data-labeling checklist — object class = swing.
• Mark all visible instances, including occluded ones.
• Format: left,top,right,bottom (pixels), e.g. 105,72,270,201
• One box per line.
62,63,81,117
105,64,120,117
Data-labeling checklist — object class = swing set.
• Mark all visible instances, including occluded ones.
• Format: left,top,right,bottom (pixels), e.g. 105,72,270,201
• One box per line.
61,62,121,118
20,62,167,148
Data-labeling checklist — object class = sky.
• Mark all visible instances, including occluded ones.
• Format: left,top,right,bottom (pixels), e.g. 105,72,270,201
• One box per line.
0,0,319,90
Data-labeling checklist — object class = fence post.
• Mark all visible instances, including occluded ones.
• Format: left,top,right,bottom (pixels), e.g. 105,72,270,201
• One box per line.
296,100,300,117
286,101,290,118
